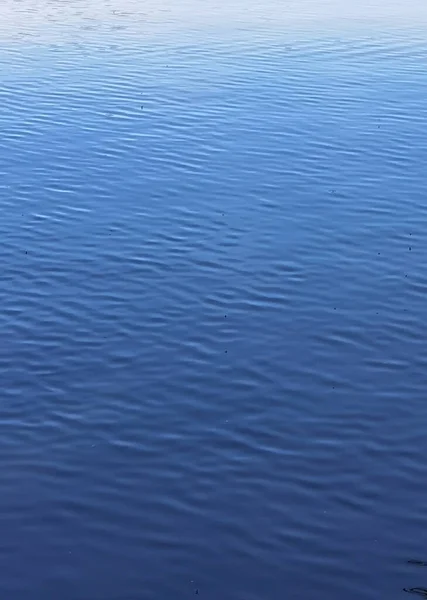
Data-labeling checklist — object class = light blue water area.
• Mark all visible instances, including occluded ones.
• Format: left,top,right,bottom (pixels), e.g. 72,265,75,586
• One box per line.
1,1,427,599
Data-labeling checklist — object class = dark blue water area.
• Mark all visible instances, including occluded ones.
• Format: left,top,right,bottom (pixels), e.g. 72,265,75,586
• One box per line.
1,5,427,599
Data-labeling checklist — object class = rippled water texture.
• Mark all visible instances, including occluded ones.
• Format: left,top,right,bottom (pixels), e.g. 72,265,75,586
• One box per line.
1,1,427,598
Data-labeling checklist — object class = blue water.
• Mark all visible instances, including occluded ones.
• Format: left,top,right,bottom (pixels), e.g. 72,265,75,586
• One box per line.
1,1,427,598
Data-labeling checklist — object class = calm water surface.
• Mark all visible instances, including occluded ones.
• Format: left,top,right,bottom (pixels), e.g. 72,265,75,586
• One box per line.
1,1,427,599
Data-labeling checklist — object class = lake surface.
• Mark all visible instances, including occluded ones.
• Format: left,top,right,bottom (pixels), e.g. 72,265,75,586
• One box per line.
1,1,427,598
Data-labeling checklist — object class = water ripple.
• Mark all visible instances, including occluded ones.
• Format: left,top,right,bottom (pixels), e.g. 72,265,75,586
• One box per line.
1,1,427,599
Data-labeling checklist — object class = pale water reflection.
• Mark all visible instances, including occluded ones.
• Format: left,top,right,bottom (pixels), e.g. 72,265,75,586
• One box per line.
1,0,427,42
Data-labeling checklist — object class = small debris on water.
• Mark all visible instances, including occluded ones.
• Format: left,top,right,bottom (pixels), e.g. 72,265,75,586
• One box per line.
404,588,427,597
408,560,427,567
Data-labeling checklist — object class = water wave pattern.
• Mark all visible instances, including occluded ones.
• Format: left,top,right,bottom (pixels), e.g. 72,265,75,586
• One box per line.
1,2,427,599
